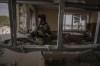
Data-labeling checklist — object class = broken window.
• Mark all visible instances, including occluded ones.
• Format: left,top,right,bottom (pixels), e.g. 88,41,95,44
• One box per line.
0,3,11,44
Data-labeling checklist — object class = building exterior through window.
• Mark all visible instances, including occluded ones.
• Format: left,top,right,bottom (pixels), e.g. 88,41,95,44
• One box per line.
63,13,88,31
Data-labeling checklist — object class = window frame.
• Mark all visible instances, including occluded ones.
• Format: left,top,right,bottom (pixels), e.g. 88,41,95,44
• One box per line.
63,13,89,32
0,0,100,52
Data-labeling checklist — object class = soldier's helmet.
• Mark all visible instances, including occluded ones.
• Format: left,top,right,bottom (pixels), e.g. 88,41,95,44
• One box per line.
38,14,46,21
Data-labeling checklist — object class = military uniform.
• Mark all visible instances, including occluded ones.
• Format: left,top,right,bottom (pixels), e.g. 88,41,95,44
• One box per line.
36,23,51,45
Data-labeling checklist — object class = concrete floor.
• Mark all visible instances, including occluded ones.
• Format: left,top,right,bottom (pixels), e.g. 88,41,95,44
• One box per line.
1,47,100,66
0,34,100,66
0,48,44,66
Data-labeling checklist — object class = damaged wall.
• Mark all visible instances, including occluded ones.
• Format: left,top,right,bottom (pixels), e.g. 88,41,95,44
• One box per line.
16,4,36,34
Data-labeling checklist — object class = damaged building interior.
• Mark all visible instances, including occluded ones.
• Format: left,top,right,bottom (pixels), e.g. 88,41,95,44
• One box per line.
0,0,100,66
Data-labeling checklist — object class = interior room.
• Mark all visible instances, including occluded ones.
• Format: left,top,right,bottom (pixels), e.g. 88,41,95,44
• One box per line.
0,0,100,66
15,3,97,45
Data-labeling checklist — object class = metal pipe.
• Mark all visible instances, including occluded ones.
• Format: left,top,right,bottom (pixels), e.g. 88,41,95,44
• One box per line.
57,0,64,49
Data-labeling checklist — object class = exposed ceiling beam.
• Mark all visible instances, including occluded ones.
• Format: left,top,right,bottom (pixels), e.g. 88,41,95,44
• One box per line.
0,0,54,4
65,2,100,11
0,0,8,3
16,0,54,4
0,0,100,11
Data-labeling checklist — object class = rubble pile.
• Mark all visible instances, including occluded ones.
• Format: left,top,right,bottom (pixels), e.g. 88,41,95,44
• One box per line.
43,49,100,66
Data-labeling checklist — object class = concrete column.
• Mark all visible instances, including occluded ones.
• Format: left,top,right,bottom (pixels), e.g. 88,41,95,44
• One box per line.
57,0,64,48
8,0,17,45
94,12,100,44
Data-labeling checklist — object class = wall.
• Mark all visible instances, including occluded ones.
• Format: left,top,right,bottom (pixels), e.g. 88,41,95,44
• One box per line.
36,7,98,32
86,12,98,38
37,8,58,31
36,8,90,31
89,12,98,23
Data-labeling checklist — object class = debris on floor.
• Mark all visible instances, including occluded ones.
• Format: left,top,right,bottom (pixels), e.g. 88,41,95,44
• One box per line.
43,49,100,66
